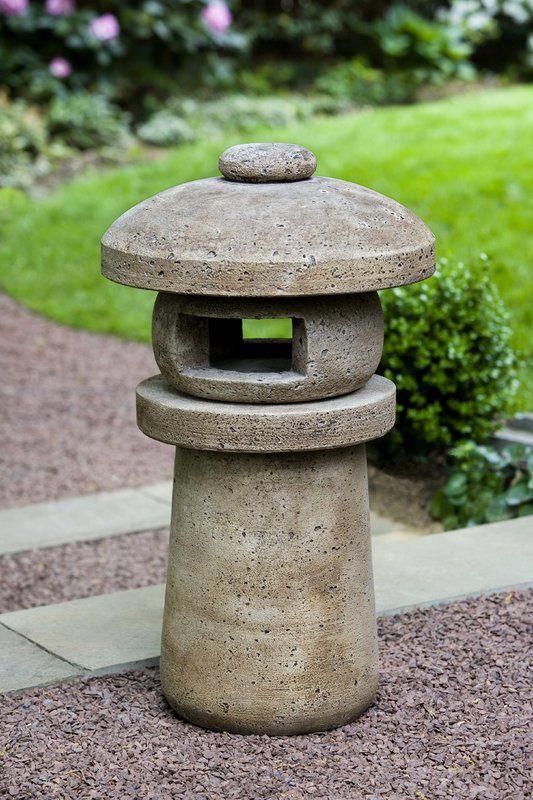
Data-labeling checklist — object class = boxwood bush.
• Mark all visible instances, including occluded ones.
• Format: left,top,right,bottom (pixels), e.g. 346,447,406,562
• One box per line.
378,256,518,460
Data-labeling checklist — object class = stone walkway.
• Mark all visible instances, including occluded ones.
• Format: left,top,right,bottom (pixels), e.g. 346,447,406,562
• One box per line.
2,590,531,799
1,516,531,694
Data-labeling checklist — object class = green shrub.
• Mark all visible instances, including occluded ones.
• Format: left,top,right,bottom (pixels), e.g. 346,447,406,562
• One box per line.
138,94,320,148
315,59,417,104
0,1,243,105
375,6,474,84
1,1,531,112
47,92,131,150
378,256,518,459
137,111,194,147
0,98,50,188
432,441,533,529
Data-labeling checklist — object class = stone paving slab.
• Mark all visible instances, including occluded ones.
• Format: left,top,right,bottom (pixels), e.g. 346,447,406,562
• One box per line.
1,516,531,694
0,624,82,692
0,484,172,555
1,585,165,676
0,480,411,556
372,516,533,613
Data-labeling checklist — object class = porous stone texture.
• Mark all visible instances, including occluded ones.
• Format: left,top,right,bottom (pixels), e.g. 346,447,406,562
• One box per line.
136,374,396,452
162,445,377,735
218,142,317,183
152,292,383,403
101,176,435,297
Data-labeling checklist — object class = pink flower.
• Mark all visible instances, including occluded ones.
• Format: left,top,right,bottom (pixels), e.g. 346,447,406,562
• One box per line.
89,12,120,41
202,1,232,34
0,0,28,16
49,56,72,78
46,0,74,15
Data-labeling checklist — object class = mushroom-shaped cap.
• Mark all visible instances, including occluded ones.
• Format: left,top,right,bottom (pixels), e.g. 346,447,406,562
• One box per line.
102,142,435,297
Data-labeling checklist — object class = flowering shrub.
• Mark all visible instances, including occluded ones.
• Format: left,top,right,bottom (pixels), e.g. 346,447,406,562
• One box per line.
89,12,120,42
0,1,240,103
201,0,231,35
49,56,71,78
440,0,532,74
0,0,28,15
1,2,530,109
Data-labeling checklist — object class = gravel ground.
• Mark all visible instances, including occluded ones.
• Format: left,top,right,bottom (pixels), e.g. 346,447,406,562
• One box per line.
2,590,531,800
0,529,169,614
0,294,172,509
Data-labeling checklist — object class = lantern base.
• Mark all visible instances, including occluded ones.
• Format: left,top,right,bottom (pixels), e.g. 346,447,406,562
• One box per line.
161,445,378,736
136,373,395,452
137,375,395,734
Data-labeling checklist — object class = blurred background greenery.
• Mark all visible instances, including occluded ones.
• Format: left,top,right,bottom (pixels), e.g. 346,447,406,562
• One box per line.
1,1,532,523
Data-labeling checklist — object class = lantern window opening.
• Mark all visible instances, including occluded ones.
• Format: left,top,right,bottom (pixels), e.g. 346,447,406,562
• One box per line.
208,317,303,375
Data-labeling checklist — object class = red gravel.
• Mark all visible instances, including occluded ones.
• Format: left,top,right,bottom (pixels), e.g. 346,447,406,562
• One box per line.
0,294,172,509
2,590,531,800
0,529,169,614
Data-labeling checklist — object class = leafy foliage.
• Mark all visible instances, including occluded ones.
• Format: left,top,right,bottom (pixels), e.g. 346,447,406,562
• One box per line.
315,59,418,105
379,256,518,458
137,94,323,146
0,96,47,186
0,1,243,104
1,1,531,109
0,95,71,188
374,6,474,82
432,441,533,529
136,110,194,147
47,92,131,150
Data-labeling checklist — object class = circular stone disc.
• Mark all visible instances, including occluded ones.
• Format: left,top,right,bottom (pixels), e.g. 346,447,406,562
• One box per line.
136,374,395,452
102,175,435,297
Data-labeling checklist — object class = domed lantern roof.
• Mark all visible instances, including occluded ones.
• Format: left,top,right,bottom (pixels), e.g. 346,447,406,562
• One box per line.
101,143,435,297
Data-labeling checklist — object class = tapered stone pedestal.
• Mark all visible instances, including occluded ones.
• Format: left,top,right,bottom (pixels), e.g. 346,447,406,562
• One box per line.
137,375,395,734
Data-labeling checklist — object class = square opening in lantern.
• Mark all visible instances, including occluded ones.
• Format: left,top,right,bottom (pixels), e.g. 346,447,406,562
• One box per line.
208,317,296,374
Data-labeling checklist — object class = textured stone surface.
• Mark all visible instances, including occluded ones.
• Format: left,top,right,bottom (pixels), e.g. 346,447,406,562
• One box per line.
0,624,81,693
152,292,383,403
137,374,396,452
0,484,170,555
161,445,377,735
101,177,435,297
2,517,530,696
218,142,317,183
1,585,165,673
100,140,435,736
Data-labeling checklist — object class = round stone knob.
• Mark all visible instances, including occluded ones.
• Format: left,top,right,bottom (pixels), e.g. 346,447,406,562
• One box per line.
219,142,317,183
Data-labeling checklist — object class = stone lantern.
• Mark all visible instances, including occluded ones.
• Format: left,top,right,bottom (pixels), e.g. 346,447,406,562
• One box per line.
101,142,435,735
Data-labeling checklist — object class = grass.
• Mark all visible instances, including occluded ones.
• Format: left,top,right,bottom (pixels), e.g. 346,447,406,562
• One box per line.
1,86,532,400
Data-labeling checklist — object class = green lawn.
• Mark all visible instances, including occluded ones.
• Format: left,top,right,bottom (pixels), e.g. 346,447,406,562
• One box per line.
1,86,532,400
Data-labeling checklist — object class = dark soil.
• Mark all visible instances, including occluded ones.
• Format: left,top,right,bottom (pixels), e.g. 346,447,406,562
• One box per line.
0,528,169,614
0,294,172,509
2,590,531,800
